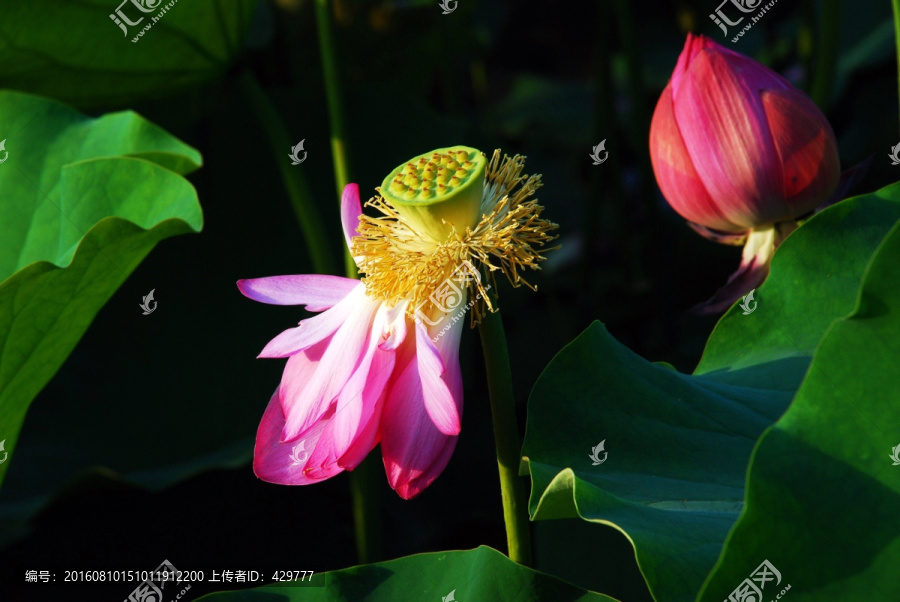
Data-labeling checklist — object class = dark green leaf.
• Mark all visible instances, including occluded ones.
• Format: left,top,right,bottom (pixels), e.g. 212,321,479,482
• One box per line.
523,184,900,601
0,0,258,108
0,90,203,492
197,546,618,602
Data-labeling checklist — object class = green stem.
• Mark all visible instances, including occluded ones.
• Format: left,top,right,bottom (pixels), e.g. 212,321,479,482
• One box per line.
893,0,900,132
349,454,383,563
810,0,841,109
237,70,336,276
314,0,357,278
478,309,533,566
315,0,379,562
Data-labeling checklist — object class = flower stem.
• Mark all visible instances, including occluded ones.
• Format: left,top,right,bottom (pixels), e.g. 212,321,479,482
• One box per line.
314,0,379,562
349,454,383,563
314,0,357,278
237,70,336,276
810,0,840,109
478,309,533,566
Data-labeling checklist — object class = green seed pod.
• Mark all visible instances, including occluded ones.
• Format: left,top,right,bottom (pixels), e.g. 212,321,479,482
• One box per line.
379,145,486,239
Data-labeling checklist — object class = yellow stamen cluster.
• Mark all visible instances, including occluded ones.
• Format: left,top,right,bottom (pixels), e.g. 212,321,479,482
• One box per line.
350,150,559,325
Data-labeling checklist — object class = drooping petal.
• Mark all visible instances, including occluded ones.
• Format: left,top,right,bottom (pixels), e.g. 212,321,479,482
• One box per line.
673,46,787,229
692,226,780,315
237,274,359,311
761,87,840,220
415,323,460,436
302,310,396,477
338,348,395,470
650,85,742,232
257,283,366,358
381,319,464,499
280,290,381,442
253,387,332,485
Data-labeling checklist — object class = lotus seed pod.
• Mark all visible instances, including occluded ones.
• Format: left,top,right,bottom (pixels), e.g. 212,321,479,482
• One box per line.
379,145,486,238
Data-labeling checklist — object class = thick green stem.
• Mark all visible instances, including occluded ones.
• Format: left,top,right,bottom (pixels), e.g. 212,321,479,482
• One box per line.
478,309,533,566
893,0,900,132
315,0,378,562
810,1,841,109
237,70,336,276
314,0,357,278
349,454,383,563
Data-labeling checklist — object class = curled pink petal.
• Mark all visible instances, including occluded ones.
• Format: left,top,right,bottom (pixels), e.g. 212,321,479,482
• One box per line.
342,183,363,256
379,302,409,351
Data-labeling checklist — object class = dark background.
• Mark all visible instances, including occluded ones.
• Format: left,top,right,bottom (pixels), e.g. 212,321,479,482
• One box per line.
1,0,896,600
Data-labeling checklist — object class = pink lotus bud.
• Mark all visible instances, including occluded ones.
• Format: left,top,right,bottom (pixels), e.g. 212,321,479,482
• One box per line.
650,34,840,311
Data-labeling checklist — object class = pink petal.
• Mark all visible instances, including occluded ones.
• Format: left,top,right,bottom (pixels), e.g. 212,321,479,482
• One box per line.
280,292,381,442
341,183,363,254
381,320,464,499
258,283,366,358
673,47,787,229
303,312,397,476
761,87,840,219
378,302,409,351
237,274,358,311
415,323,460,436
650,85,741,232
253,388,332,485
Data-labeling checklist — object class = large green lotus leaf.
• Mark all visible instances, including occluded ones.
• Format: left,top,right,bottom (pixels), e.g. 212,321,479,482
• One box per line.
522,183,900,601
197,546,617,601
0,90,203,490
698,219,900,600
0,0,258,108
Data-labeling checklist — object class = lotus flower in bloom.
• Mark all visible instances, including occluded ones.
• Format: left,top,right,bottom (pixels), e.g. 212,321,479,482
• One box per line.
238,147,557,499
650,34,840,312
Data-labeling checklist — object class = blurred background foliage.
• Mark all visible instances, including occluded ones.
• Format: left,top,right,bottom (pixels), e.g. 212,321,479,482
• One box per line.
0,0,896,600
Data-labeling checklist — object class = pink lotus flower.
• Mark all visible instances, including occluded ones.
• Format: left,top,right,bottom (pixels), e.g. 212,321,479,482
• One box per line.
650,34,840,312
238,184,463,499
239,146,556,499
